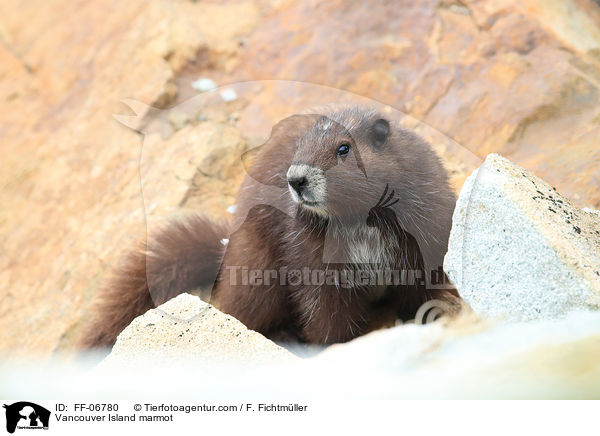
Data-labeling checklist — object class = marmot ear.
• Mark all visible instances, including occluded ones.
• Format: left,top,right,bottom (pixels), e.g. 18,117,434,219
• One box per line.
371,118,390,147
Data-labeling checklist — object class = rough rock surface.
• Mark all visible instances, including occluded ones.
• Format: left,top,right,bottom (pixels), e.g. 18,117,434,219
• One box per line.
445,154,600,321
307,311,600,398
1,0,600,356
0,0,261,357
99,293,294,369
3,310,599,398
204,0,600,206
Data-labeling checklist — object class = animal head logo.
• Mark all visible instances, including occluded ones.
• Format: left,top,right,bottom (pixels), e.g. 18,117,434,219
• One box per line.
3,402,50,433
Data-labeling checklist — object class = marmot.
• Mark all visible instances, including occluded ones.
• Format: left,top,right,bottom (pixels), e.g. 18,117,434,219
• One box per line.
80,105,459,348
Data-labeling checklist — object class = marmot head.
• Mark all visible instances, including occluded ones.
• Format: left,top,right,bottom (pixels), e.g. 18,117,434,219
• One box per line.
285,107,401,224
243,105,448,228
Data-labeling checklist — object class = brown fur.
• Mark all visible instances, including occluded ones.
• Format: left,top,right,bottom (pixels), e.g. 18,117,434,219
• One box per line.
79,215,227,347
79,105,459,348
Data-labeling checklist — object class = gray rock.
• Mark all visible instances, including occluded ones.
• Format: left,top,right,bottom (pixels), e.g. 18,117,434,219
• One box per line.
308,311,600,398
444,153,600,321
99,293,295,370
583,207,600,218
4,311,599,399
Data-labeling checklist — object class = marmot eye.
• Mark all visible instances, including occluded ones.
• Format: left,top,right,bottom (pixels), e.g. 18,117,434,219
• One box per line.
337,143,351,156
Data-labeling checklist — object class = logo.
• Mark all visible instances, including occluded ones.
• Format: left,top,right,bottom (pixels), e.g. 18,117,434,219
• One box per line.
3,402,50,434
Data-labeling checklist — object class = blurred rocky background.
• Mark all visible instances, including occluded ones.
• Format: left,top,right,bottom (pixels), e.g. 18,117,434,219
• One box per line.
1,0,600,358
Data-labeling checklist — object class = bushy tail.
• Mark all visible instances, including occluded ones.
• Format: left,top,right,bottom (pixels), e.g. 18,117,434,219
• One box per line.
79,214,228,349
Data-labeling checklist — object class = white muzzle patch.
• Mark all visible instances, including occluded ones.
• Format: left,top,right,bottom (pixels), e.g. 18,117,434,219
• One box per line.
286,164,327,207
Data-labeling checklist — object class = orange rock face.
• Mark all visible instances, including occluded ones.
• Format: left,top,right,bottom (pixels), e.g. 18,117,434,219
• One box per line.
0,0,598,356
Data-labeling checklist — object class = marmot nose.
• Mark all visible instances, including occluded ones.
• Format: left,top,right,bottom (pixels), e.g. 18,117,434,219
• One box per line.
288,176,308,194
